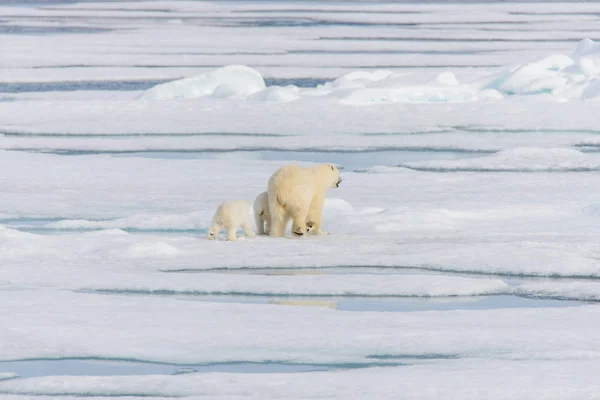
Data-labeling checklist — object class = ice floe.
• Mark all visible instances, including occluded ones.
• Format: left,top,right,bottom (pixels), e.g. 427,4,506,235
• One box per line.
134,39,600,105
79,273,510,297
2,3,600,397
2,360,600,399
0,373,17,381
401,147,600,172
138,65,266,100
0,289,598,364
1,151,600,282
516,281,600,302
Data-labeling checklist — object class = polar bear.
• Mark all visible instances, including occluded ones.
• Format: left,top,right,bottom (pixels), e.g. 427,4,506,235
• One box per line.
253,191,271,235
254,191,318,235
267,163,342,237
207,200,255,241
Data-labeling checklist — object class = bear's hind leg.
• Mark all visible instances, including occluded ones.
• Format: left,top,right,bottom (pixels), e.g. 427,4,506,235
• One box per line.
264,213,272,235
242,218,256,238
291,206,309,237
254,212,265,235
268,195,288,237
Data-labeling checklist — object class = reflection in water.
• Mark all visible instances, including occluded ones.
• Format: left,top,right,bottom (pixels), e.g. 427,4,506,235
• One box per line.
165,293,583,312
0,358,398,379
121,149,484,171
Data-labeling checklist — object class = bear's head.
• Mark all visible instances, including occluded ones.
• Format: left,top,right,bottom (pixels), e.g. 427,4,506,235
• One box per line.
316,163,342,189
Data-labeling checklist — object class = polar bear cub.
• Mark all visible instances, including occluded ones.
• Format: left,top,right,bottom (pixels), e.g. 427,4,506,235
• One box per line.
207,200,255,241
268,163,341,237
253,191,271,235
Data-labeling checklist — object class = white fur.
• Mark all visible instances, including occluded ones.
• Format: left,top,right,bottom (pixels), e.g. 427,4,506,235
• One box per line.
207,200,255,241
253,191,271,235
267,163,341,237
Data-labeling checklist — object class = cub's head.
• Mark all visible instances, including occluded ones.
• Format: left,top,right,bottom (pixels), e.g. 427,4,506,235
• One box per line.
317,163,342,189
207,222,220,240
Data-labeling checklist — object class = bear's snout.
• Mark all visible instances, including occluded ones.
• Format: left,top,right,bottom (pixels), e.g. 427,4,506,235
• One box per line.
335,178,342,187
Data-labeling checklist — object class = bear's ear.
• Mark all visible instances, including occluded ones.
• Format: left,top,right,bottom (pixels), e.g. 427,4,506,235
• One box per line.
329,164,334,171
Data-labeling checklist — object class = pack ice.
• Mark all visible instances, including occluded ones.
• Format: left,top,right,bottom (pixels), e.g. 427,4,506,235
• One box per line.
2,1,600,399
137,39,600,104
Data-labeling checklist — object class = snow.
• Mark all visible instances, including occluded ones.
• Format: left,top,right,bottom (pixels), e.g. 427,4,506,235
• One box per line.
581,79,600,99
3,0,600,397
131,39,600,104
78,35,592,105
402,147,600,172
79,273,511,297
124,241,180,258
572,38,600,66
46,212,212,231
1,151,600,281
339,74,478,105
2,100,600,156
135,64,484,105
0,373,17,381
0,289,598,364
138,65,266,100
516,281,600,302
3,360,600,399
492,58,569,95
249,85,300,103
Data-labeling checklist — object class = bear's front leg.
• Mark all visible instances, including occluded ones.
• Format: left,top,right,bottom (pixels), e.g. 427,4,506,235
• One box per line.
226,226,238,241
306,195,327,236
306,221,328,236
291,215,307,237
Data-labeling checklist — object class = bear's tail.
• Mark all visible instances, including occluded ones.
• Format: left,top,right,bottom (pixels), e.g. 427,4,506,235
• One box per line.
268,192,287,237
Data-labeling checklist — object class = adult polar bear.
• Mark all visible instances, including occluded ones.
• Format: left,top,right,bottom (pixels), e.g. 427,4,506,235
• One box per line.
267,163,342,237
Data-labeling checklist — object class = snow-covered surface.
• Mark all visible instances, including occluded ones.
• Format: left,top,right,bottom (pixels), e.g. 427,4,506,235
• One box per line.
516,281,600,302
133,43,600,105
402,147,600,171
0,373,17,381
139,65,266,100
3,0,600,398
4,39,600,140
78,273,511,297
0,149,600,280
0,289,598,364
3,360,600,400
